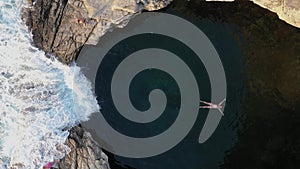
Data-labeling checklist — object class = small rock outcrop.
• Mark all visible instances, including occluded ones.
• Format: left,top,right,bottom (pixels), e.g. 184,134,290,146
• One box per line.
57,126,110,169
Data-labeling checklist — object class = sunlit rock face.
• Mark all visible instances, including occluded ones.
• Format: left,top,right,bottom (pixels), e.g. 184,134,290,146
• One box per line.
82,0,173,44
252,0,300,29
24,0,173,64
205,0,300,29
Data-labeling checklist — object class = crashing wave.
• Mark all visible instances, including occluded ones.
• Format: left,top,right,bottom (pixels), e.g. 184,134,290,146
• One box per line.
0,0,99,168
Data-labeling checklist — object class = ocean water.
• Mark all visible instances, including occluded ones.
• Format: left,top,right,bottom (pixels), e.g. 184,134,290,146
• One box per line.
0,0,99,168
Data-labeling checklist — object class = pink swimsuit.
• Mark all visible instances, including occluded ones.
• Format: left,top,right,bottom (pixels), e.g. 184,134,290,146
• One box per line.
44,162,55,169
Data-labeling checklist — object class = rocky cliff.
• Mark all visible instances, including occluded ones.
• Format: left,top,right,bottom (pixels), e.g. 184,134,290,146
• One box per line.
24,0,172,64
24,0,299,65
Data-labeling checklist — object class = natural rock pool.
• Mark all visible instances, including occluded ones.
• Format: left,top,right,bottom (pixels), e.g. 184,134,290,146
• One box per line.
78,1,300,169
8,0,299,168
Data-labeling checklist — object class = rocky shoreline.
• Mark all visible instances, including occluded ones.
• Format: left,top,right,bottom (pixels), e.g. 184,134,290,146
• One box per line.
22,0,299,168
22,0,172,168
55,125,110,169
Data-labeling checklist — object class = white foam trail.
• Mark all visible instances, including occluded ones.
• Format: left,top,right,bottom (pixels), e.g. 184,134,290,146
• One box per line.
0,0,99,168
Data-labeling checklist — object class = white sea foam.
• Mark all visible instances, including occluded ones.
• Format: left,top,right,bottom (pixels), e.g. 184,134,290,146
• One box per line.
0,0,99,168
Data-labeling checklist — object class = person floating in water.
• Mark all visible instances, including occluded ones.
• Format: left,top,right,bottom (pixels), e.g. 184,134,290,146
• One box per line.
199,98,226,116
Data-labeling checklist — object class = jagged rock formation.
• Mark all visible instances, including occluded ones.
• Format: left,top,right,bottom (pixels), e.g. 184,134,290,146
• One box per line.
57,126,110,169
24,0,172,64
